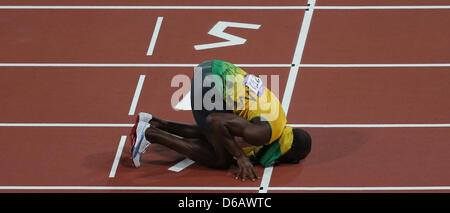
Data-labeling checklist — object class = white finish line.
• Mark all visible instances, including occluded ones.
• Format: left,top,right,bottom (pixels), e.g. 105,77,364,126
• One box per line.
281,0,315,115
194,21,261,50
258,0,317,194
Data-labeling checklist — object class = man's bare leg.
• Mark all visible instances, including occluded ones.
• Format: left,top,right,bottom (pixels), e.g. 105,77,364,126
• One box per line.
141,113,261,180
149,116,205,139
145,125,232,169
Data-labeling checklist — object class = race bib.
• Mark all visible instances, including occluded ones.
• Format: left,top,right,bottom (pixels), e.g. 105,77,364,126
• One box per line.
243,74,265,97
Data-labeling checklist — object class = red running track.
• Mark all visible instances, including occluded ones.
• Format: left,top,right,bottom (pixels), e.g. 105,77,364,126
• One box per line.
0,0,450,193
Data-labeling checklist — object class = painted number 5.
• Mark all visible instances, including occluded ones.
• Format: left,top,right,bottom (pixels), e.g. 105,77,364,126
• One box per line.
194,21,261,50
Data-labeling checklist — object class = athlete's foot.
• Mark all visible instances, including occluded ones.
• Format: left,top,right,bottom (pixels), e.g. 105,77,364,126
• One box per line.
131,121,151,168
129,112,152,153
138,112,153,123
129,114,140,151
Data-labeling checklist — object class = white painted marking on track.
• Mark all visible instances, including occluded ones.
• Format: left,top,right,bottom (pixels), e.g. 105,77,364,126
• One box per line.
1,5,449,10
128,75,146,116
146,17,163,56
281,0,315,115
0,63,293,67
314,6,450,10
1,123,450,128
0,186,259,191
194,21,261,50
109,136,127,178
0,6,310,10
259,0,317,194
258,166,274,193
168,158,195,172
267,186,450,191
2,63,450,68
288,124,450,128
0,123,133,127
300,64,450,68
0,186,449,191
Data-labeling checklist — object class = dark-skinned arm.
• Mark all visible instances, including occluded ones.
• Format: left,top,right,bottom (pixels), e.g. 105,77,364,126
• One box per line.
210,120,258,181
208,113,270,181
223,116,271,146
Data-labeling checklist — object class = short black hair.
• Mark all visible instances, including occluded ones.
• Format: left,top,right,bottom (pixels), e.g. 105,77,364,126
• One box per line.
291,128,312,162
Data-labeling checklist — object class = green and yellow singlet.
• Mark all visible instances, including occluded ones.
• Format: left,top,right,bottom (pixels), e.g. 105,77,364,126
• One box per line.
210,60,294,167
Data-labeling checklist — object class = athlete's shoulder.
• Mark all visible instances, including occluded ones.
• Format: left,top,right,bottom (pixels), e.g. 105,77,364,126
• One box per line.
211,60,247,76
198,59,231,68
212,59,233,66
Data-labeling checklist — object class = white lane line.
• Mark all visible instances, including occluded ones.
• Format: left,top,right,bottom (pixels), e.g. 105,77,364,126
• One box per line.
168,158,195,172
315,6,450,10
0,185,449,191
109,136,127,178
259,0,317,194
146,17,163,56
289,124,450,128
0,63,292,67
0,186,260,191
128,75,146,116
0,6,309,10
2,63,450,68
300,63,450,68
1,5,449,10
1,123,450,128
0,123,133,127
268,186,450,191
0,63,199,67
